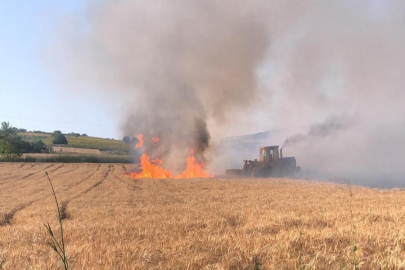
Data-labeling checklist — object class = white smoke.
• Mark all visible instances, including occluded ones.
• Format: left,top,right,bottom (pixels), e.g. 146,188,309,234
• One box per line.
49,0,405,185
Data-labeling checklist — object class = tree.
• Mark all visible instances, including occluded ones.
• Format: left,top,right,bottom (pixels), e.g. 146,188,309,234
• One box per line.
0,123,48,160
123,136,130,143
30,139,47,153
52,131,68,145
0,122,24,160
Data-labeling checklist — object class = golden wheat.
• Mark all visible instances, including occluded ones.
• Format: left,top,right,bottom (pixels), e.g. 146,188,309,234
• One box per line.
0,163,404,269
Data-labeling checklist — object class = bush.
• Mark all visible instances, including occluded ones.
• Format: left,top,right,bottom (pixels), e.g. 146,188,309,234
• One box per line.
68,132,81,137
30,139,47,153
123,136,130,143
52,131,68,145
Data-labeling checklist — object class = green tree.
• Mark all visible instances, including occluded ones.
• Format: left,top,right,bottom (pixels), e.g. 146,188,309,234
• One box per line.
52,131,68,145
30,139,47,153
0,122,24,160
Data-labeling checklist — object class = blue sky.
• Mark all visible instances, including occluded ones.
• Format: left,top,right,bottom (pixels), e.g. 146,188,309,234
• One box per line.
0,0,118,138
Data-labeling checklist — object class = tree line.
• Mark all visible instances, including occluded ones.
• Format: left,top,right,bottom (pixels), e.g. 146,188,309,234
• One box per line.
0,122,71,161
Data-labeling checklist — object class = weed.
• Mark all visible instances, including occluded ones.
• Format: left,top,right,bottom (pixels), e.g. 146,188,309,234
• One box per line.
253,255,261,270
348,182,360,270
60,201,70,220
295,229,306,270
44,172,69,270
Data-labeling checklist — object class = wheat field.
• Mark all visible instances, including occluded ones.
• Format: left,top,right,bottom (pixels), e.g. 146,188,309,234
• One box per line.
0,163,404,269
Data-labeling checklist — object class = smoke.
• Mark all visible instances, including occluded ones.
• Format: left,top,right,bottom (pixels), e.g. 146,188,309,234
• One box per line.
282,118,405,188
50,0,405,185
52,0,271,170
269,1,405,187
284,115,354,147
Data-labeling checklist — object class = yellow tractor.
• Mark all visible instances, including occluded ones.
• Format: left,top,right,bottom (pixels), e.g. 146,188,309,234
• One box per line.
225,145,300,178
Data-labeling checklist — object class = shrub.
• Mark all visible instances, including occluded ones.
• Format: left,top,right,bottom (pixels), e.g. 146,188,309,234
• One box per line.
123,136,130,143
52,131,68,145
30,139,47,153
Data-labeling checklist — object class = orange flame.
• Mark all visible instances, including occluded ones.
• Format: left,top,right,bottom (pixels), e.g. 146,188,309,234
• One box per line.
176,150,212,179
129,153,172,179
151,137,160,143
135,134,143,148
152,158,163,164
127,148,212,179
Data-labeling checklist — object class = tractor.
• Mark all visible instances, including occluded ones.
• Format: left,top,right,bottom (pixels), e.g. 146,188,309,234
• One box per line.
225,145,300,178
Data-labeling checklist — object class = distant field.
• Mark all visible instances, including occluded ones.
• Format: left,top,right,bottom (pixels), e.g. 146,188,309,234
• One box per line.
20,153,134,163
1,163,405,269
18,132,131,153
52,146,103,155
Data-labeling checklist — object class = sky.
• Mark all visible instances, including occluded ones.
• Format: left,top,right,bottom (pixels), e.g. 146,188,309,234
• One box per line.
0,0,391,140
0,0,282,140
0,0,118,138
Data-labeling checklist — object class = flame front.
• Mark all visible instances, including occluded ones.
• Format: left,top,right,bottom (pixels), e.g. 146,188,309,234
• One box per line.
176,151,212,178
128,135,212,179
129,153,172,179
135,134,143,148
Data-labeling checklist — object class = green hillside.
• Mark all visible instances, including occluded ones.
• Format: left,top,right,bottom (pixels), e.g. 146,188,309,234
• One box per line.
18,132,131,153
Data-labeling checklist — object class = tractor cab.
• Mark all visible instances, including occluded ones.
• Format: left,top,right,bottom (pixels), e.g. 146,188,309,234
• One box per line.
259,146,280,163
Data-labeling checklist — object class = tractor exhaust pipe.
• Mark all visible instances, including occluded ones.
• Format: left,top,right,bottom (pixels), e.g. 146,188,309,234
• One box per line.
280,148,283,158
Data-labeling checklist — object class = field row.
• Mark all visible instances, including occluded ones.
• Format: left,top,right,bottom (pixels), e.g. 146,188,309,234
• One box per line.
1,163,405,269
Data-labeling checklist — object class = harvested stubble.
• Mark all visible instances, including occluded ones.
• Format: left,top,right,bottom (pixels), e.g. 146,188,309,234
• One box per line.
0,163,405,269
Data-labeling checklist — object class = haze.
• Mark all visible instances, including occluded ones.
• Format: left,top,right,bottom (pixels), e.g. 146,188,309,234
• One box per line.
1,0,404,187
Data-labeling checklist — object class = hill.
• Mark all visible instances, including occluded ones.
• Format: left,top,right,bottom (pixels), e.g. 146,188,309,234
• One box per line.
18,132,131,153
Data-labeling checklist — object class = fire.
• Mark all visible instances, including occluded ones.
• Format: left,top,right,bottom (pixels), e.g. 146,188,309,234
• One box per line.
128,135,212,179
135,134,143,148
152,158,163,164
176,150,212,179
151,137,160,143
129,153,172,179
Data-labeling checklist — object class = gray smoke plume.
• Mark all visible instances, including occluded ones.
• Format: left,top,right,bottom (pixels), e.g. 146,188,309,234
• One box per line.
283,115,354,147
52,0,271,170
50,0,405,185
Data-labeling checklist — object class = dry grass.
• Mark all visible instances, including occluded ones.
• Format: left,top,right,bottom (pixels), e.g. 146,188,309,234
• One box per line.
0,163,405,269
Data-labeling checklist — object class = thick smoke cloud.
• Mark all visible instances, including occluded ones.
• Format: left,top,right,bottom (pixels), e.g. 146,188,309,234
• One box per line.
52,0,405,185
54,0,271,170
266,1,405,187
